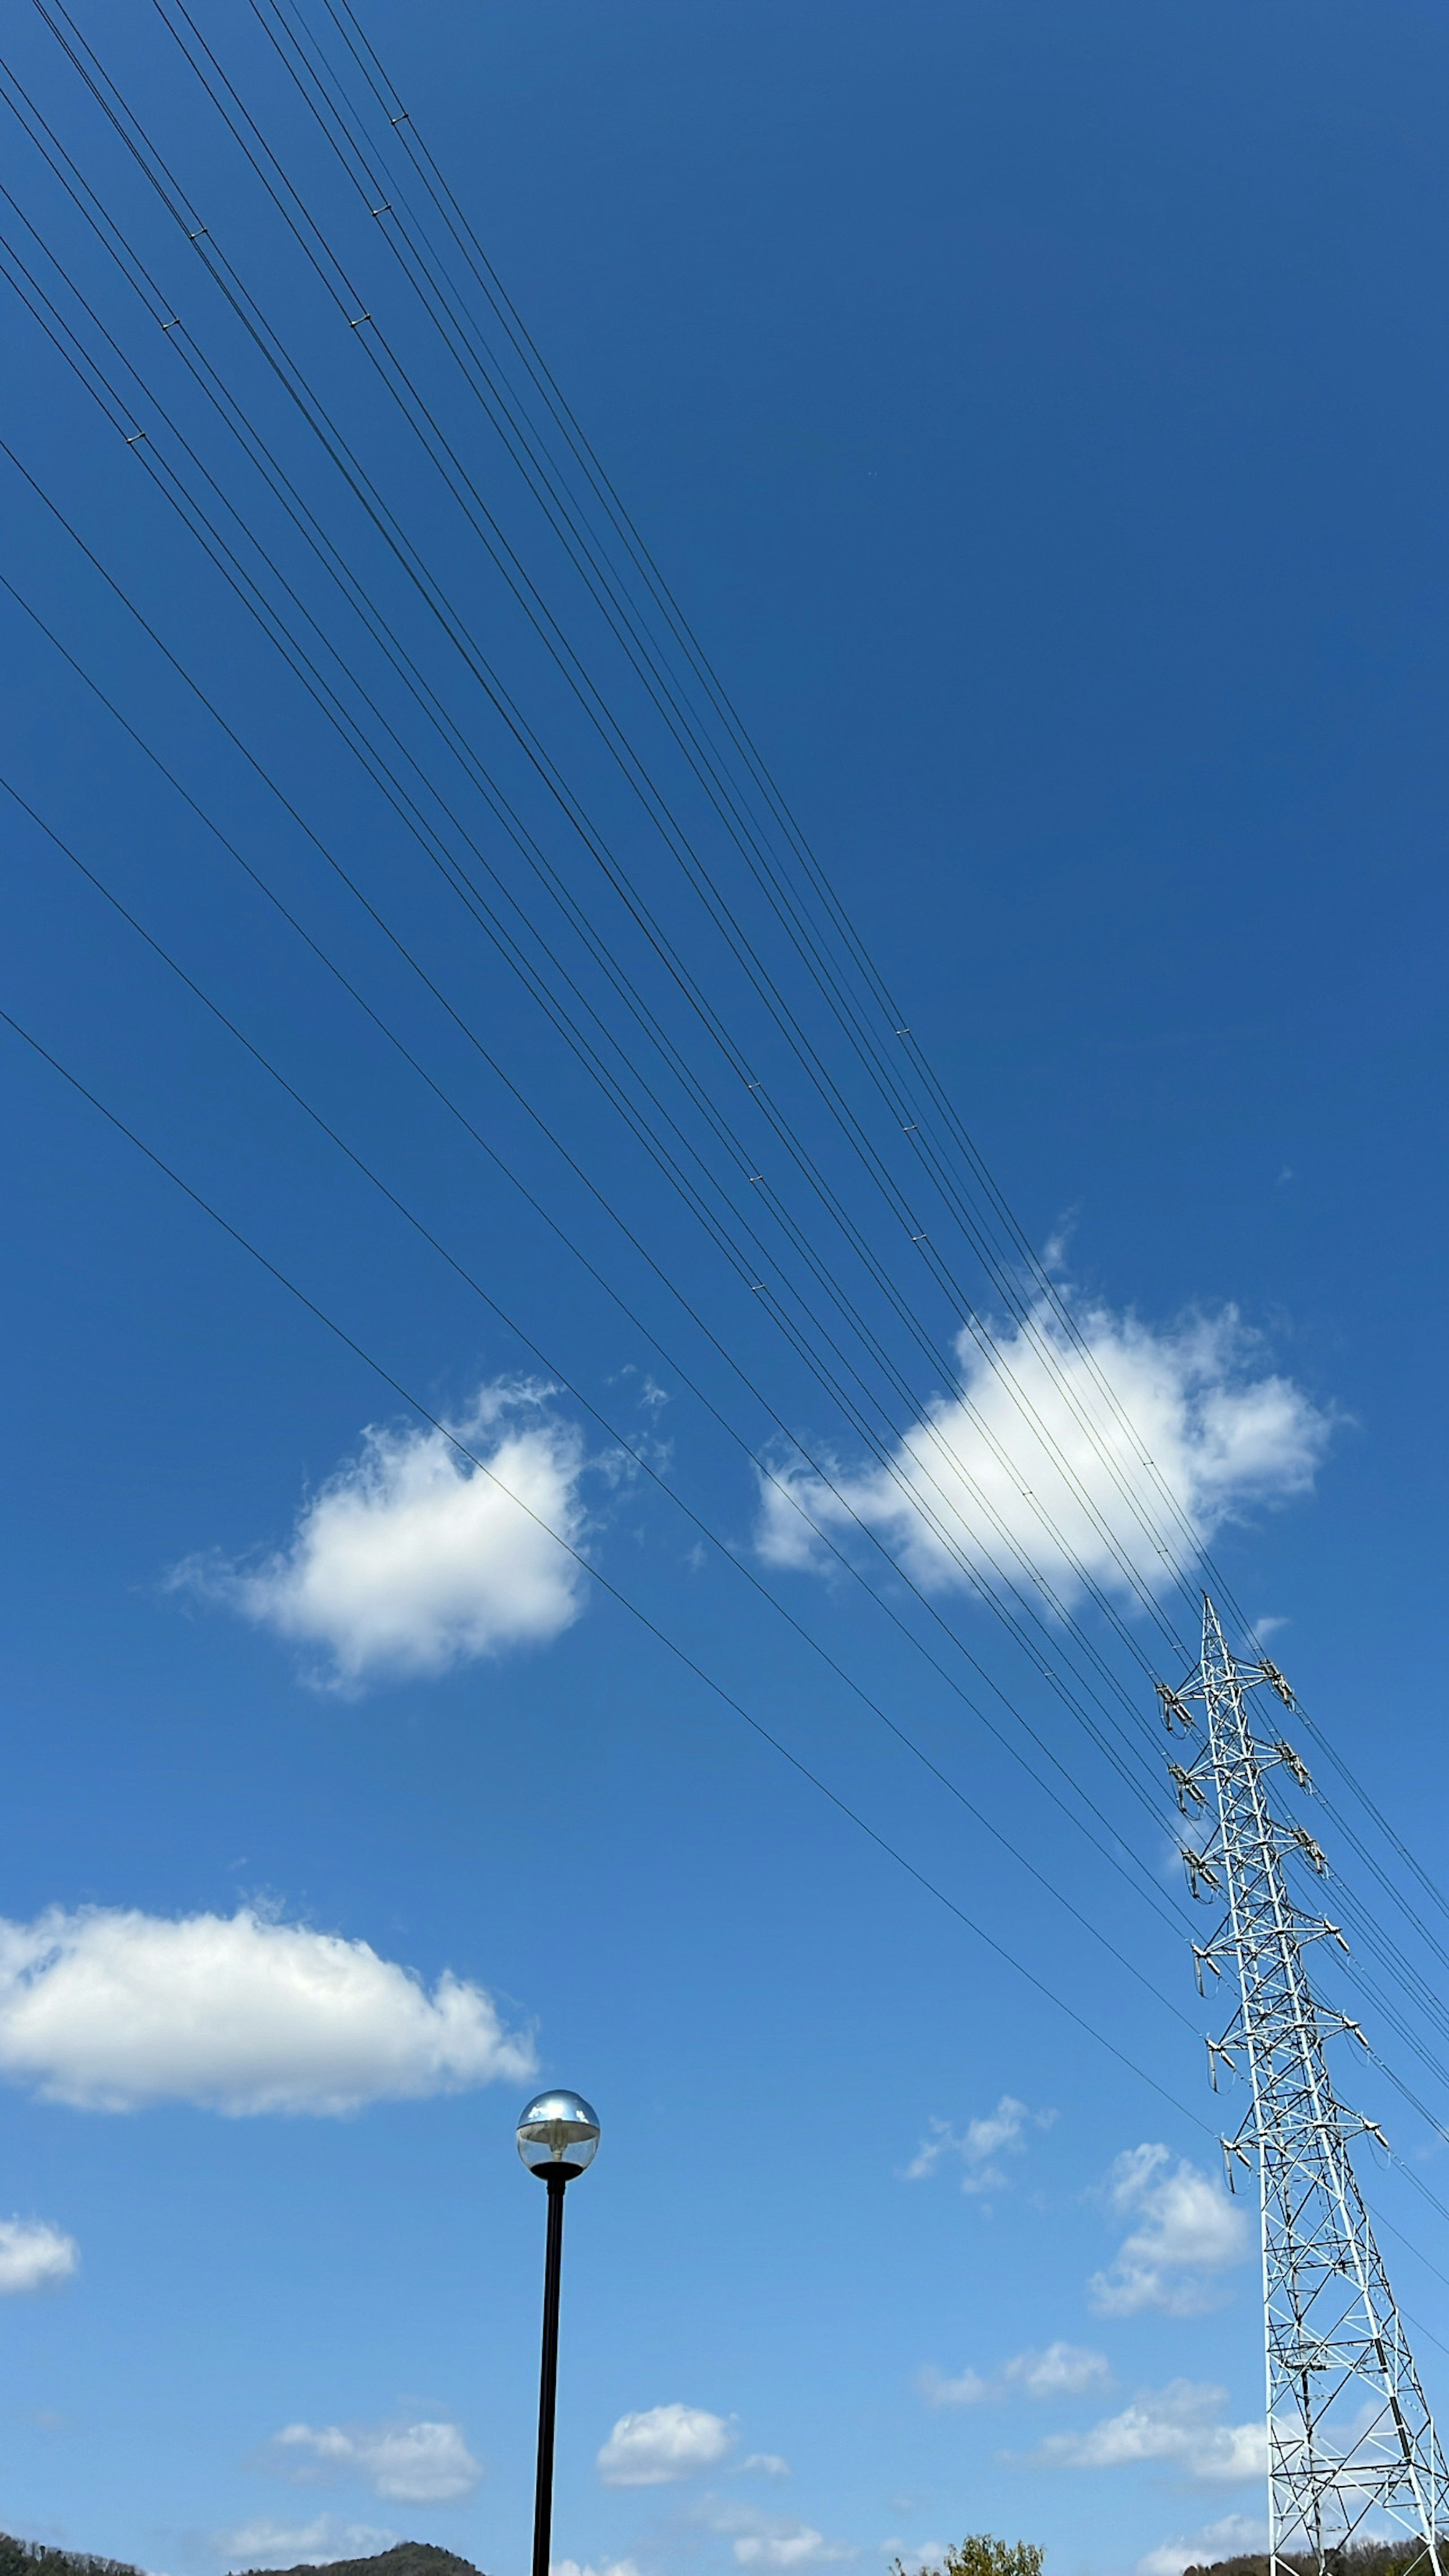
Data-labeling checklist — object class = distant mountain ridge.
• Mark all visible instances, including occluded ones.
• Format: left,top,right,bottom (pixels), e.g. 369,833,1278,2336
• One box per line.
0,2538,484,2576
232,2551,484,2576
3,2531,1435,2576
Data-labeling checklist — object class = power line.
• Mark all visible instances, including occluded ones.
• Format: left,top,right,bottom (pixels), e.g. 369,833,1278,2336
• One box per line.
6,0,1441,2133
8,45,1445,2082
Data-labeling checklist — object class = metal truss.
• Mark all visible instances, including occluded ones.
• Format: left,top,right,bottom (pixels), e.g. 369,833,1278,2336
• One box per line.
1161,1598,1447,2576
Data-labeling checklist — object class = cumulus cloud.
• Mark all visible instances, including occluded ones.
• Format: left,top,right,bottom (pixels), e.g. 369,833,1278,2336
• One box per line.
755,1300,1331,1612
173,1382,591,1687
1089,2145,1251,2316
270,2420,481,2503
223,2517,395,2567
553,2561,645,2576
0,2217,78,2294
1026,2381,1268,2483
1137,2514,1264,2576
712,2506,853,2567
738,2456,792,2479
596,2404,735,2485
920,2344,1109,2408
902,2096,1055,2196
0,1905,534,2114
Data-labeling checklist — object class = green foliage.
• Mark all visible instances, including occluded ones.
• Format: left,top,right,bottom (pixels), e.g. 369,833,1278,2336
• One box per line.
894,2537,1044,2576
0,2536,143,2576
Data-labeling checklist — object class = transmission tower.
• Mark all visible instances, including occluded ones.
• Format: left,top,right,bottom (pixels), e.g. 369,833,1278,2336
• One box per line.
1159,1598,1447,2576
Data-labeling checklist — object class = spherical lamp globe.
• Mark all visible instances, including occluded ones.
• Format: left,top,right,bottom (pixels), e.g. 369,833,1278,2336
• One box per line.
516,2089,600,2182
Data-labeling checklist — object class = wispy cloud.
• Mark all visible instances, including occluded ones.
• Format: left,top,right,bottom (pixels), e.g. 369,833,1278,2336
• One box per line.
755,1301,1332,1609
268,2419,481,2503
1023,2381,1268,2482
1088,2146,1251,2316
172,1382,591,1688
901,2096,1055,2196
0,1905,533,2114
917,2367,994,2408
920,2344,1110,2408
222,2517,395,2568
734,2534,851,2570
597,2405,735,2486
0,2217,78,2294
1005,2342,1113,2399
738,2457,792,2479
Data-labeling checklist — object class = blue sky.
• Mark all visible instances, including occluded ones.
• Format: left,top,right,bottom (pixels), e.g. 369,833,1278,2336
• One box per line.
2,7,1447,2576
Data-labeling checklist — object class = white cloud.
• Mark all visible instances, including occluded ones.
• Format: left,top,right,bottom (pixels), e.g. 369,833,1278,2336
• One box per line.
715,2507,853,2567
920,2343,1109,2408
1005,2343,1113,2399
734,2530,852,2568
271,2419,481,2502
739,2457,792,2478
1027,2381,1269,2483
755,1301,1331,1611
918,2366,994,2408
223,2517,395,2567
1089,2145,1251,2316
1137,2513,1264,2576
902,2097,1055,2195
174,1383,590,1687
0,2217,78,2294
553,2560,645,2576
0,1905,534,2114
597,2404,735,2485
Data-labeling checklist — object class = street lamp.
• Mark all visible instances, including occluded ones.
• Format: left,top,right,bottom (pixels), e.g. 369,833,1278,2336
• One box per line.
518,2089,600,2576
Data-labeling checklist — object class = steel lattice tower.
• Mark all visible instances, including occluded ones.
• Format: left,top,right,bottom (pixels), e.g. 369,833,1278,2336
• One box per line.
1159,1598,1447,2576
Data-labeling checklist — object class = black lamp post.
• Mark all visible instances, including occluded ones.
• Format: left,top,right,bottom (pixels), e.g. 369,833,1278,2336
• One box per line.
517,2089,601,2576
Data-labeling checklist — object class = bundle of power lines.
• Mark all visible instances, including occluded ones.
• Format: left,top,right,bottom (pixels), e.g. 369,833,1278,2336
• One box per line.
4,0,1449,2354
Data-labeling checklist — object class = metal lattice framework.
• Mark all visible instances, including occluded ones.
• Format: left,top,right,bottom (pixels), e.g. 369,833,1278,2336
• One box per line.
1160,1598,1448,2576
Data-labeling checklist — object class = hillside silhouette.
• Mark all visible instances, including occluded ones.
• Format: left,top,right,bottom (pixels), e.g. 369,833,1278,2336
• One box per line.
1185,2547,1432,2576
232,2551,483,2576
0,2538,484,2576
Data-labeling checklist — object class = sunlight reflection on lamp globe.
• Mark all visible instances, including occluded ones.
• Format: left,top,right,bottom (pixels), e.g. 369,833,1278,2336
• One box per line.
516,2089,601,2179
